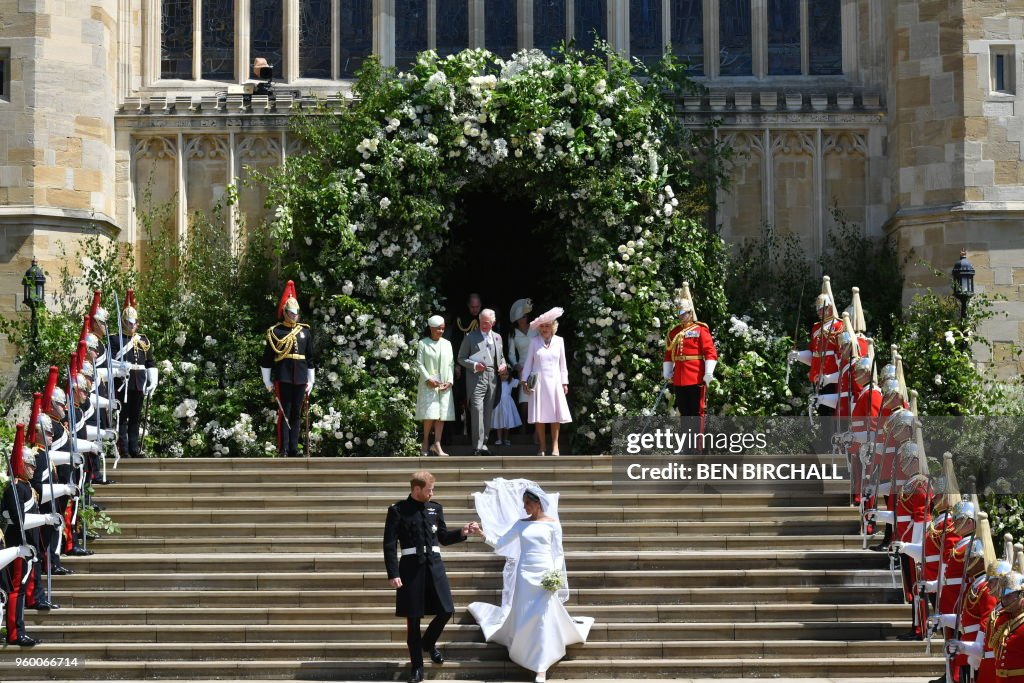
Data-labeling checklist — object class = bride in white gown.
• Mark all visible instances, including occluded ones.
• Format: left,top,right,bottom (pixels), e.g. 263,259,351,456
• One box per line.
467,479,593,682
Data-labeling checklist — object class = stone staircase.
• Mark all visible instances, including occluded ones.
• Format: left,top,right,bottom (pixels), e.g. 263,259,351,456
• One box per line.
2,455,943,681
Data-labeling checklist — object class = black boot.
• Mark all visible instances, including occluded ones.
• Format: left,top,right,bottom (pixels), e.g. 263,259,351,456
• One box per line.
408,666,424,683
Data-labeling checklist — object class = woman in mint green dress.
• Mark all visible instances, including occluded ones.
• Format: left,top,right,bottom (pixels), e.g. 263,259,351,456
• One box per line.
415,315,454,456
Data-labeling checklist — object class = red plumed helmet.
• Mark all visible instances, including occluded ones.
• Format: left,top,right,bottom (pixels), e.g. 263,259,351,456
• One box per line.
43,366,59,414
71,352,80,382
11,423,26,479
79,313,91,346
77,340,88,371
89,290,101,318
126,289,136,309
277,280,299,320
28,393,42,447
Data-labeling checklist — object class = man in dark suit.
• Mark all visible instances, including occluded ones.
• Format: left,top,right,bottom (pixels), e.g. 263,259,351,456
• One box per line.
383,471,478,683
457,309,507,455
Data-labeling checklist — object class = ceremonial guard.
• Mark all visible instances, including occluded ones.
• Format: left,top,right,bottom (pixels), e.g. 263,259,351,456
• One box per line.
3,424,62,646
996,576,1024,683
849,357,882,506
383,471,473,683
662,282,717,422
110,291,157,458
789,276,844,415
260,281,316,457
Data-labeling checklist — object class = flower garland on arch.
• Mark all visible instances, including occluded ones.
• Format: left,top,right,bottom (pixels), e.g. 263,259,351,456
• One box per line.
267,45,728,455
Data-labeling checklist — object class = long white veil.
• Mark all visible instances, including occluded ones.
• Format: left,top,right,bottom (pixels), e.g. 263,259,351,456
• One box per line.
472,477,569,612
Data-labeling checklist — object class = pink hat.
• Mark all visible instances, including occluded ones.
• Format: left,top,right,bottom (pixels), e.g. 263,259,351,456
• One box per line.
529,307,564,330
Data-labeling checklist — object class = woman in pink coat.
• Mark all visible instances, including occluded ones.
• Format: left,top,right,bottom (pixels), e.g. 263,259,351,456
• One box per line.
521,307,571,456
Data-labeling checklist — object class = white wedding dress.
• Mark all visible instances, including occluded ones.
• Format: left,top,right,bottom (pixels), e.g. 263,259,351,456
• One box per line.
467,479,594,674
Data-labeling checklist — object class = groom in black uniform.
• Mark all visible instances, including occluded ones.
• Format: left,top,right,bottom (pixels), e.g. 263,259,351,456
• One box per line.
383,471,478,683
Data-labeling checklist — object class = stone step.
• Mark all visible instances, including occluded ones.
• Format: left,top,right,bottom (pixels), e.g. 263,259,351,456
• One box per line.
4,639,937,661
20,620,918,643
45,569,900,591
96,480,854,496
52,586,904,609
27,603,915,627
62,550,888,574
106,519,859,539
92,506,861,525
86,533,873,552
0,657,943,681
94,492,852,510
106,454,842,471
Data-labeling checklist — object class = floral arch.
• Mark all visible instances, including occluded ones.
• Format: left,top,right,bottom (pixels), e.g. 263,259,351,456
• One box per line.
268,46,727,455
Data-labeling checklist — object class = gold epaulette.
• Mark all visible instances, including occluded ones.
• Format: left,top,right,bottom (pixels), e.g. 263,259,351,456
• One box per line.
132,334,151,353
266,323,305,362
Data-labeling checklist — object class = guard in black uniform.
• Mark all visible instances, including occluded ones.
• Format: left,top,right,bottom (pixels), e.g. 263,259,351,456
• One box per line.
3,424,62,646
110,291,157,458
383,471,475,683
260,281,316,457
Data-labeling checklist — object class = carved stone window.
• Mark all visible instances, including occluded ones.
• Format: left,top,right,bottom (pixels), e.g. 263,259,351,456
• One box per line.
160,0,194,79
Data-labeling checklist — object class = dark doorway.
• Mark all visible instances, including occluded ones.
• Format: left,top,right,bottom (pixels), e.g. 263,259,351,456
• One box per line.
436,189,574,341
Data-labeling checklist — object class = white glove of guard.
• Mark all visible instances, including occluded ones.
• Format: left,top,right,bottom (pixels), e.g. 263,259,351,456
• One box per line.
47,513,63,527
261,367,273,392
703,359,717,385
306,369,315,395
144,367,159,397
17,545,35,559
662,362,673,381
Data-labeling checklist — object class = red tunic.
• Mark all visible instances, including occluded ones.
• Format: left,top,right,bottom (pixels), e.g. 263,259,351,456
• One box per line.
979,608,1012,683
958,576,999,671
923,514,954,582
895,475,930,543
808,317,843,384
938,532,968,616
664,322,717,387
994,611,1024,682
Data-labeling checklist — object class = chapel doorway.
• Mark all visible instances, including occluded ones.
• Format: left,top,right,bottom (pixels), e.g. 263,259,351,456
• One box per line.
436,189,575,343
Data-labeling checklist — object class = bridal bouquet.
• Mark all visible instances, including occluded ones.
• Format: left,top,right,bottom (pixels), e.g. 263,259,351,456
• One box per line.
540,569,566,592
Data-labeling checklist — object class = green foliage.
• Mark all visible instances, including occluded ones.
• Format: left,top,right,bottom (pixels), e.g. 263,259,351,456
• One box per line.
266,46,729,453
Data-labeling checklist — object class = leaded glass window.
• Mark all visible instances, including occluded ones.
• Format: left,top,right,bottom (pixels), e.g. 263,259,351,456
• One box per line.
534,0,566,55
202,0,235,80
630,0,662,67
437,0,469,57
251,0,283,77
574,0,607,52
161,0,193,79
808,0,841,75
767,0,800,75
485,0,517,59
300,0,332,78
340,0,373,78
670,0,702,75
719,0,751,76
395,0,428,70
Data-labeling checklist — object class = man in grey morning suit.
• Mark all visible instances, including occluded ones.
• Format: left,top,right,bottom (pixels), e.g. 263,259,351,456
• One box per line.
457,308,507,455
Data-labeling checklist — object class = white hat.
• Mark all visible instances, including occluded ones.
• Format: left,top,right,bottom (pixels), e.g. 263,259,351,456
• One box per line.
427,315,445,328
510,298,533,322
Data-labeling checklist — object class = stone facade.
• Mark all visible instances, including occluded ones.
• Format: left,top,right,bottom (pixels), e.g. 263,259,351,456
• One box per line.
0,0,1022,377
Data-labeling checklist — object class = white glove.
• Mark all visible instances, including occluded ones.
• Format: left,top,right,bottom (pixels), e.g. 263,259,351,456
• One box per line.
968,654,981,670
306,369,315,395
113,360,129,378
47,513,63,527
790,349,812,366
821,371,840,385
815,393,839,409
261,367,273,392
72,453,85,466
897,541,923,562
936,613,957,630
144,367,159,396
703,359,717,385
871,509,894,525
17,546,35,559
924,580,938,594
662,362,673,381
959,639,984,658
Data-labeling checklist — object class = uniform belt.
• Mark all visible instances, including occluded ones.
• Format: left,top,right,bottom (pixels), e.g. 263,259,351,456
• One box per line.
896,515,913,522
963,624,981,634
125,363,147,371
944,578,963,586
984,651,994,659
673,355,705,361
926,555,941,562
401,546,440,556
281,354,306,360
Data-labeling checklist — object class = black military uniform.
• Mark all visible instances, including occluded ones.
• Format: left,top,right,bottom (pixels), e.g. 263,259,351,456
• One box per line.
261,318,315,457
110,330,153,458
383,496,466,676
3,450,42,645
